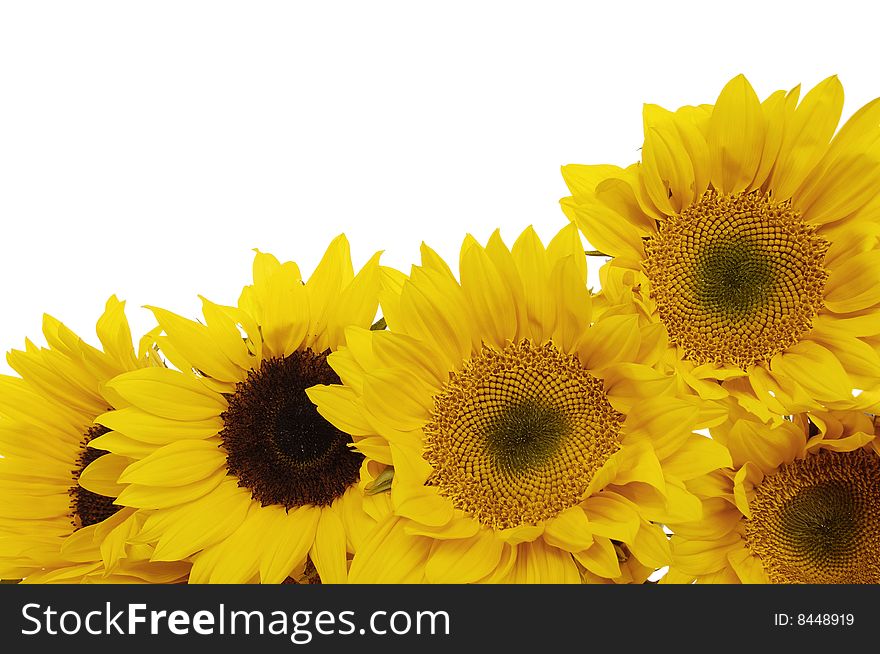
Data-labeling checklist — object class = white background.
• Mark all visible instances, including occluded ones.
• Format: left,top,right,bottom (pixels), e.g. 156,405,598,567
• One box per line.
1,1,877,373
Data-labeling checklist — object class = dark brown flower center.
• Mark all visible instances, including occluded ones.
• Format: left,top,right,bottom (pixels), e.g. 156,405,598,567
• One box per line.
69,424,120,529
221,349,363,509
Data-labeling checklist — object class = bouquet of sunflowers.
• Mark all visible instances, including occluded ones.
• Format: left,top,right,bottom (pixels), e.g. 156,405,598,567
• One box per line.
2,74,878,584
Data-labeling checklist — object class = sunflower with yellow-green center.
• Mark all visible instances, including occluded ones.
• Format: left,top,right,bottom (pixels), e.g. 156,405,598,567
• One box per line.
95,237,392,583
309,224,729,583
666,405,880,584
0,297,190,583
562,75,880,417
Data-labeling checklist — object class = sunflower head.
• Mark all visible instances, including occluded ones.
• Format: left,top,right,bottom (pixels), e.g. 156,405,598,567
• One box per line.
667,405,880,584
0,296,189,583
95,236,394,584
562,75,880,415
311,224,730,584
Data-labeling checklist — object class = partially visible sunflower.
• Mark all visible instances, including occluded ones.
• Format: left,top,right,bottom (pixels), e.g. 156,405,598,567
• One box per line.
96,236,392,583
666,404,880,584
0,297,190,583
562,75,880,417
310,224,729,583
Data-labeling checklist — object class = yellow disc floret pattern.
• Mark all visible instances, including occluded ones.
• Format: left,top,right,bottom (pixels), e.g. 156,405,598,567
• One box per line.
644,190,829,368
745,449,880,584
424,340,622,530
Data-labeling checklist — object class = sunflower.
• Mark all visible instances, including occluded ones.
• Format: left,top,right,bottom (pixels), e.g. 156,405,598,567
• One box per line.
562,75,880,417
309,224,729,583
0,297,190,583
666,404,880,584
95,236,392,583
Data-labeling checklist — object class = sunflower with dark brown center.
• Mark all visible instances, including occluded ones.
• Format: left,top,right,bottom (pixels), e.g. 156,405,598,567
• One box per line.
98,237,388,584
0,296,190,584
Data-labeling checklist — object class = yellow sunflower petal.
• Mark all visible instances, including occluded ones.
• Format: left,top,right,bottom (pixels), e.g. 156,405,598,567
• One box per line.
251,249,286,288
823,250,880,314
189,506,264,584
88,430,159,460
116,467,226,509
560,195,645,260
459,237,516,348
727,547,769,584
770,77,843,200
486,230,528,340
707,74,765,194
511,227,554,344
643,125,695,214
771,76,843,199
306,234,355,332
199,296,255,372
660,435,732,481
595,166,659,234
496,524,544,545
337,488,379,553
309,505,349,584
543,505,594,552
671,497,741,541
670,531,741,576
769,75,843,199
806,432,874,454
546,222,589,287
392,485,454,528
118,439,226,487
403,515,481,541
78,453,128,497
362,369,432,432
561,163,625,196
574,536,620,579
581,492,640,543
577,314,640,372
99,510,141,572
95,296,137,372
732,462,763,518
550,256,592,353
628,520,672,569
146,479,251,561
425,528,504,583
106,368,227,421
505,540,580,583
608,440,665,493
397,270,470,372
258,505,321,584
806,327,880,385
348,515,431,583
370,330,447,389
324,251,382,351
96,407,222,444
148,306,242,383
751,89,790,189
715,416,802,472
262,267,310,358
307,385,374,437
770,340,854,402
